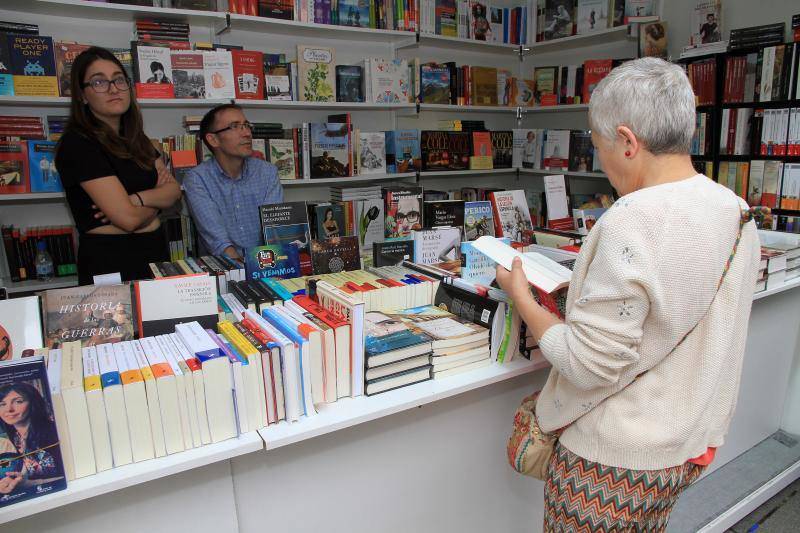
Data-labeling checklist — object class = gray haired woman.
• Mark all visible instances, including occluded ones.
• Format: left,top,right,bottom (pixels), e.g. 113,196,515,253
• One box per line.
496,57,761,531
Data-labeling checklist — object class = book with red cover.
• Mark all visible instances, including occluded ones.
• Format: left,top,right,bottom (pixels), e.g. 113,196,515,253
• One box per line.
259,0,294,20
232,49,264,100
293,294,348,328
0,140,30,193
582,59,612,104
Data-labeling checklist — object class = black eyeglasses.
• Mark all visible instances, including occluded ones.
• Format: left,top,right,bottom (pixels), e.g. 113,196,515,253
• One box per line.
210,121,254,134
81,76,131,93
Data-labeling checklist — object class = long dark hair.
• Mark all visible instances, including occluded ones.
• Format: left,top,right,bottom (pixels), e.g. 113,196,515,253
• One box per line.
0,382,57,453
63,46,157,170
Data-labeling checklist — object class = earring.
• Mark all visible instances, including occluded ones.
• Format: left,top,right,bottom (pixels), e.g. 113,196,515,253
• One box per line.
625,151,631,157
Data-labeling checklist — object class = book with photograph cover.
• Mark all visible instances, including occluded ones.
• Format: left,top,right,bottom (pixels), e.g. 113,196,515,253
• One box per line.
413,227,462,273
543,0,575,40
513,129,542,169
576,0,608,34
471,1,491,41
420,63,451,104
373,240,415,267
258,0,294,20
464,201,495,241
385,130,421,173
313,203,346,239
244,243,301,280
490,131,513,169
171,51,205,98
625,0,656,23
568,130,594,171
542,129,570,170
358,131,386,175
55,42,90,97
0,356,67,508
423,200,465,229
0,296,43,361
8,34,58,97
364,311,432,357
356,199,384,253
42,284,135,348
640,21,668,59
337,0,371,27
691,1,722,45
489,189,534,243
335,65,363,103
421,130,451,171
384,186,424,238
259,202,312,275
27,140,62,193
310,123,350,178
264,62,292,101
132,42,174,98
311,236,362,274
388,305,490,347
533,66,559,105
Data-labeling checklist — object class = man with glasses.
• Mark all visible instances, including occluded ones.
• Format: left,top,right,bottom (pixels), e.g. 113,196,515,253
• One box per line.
183,104,283,260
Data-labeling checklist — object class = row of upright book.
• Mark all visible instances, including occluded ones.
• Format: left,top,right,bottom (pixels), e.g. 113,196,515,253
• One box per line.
1,225,77,282
718,107,800,157
717,161,800,213
722,43,800,104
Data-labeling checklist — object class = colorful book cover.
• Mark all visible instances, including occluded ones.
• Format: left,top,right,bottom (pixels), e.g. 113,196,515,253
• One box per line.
533,66,558,106
423,200,465,229
258,0,294,20
436,0,458,37
259,202,312,275
310,236,362,274
0,296,43,361
356,198,384,252
0,36,13,96
132,43,174,98
513,129,542,169
314,203,346,239
489,190,534,242
420,63,450,104
384,129,420,174
171,51,205,98
384,186,424,238
314,0,333,24
310,123,350,178
388,304,489,343
640,21,668,59
0,140,30,194
231,49,263,99
298,45,335,102
337,0,371,27
358,131,386,175
55,42,90,97
460,238,510,286
8,34,58,97
364,311,431,356
509,78,535,107
268,138,296,180
335,65,363,103
464,200,495,240
43,283,135,348
365,58,409,104
470,131,493,170
413,227,462,273
582,59,612,103
470,66,498,106
373,240,415,267
264,62,292,101
471,1,491,41
244,244,301,280
202,50,235,99
624,0,655,23
109,47,134,83
27,140,62,193
0,356,67,508
447,132,471,170
691,1,722,46
491,131,513,169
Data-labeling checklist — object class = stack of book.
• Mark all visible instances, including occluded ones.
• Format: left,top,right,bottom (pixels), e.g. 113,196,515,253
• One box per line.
388,305,491,378
364,311,433,396
729,22,785,51
134,19,190,47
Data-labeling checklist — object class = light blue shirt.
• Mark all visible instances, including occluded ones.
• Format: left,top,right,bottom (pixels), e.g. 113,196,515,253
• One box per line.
183,157,283,256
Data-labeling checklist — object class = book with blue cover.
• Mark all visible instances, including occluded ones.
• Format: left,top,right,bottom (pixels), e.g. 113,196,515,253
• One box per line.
464,201,495,241
420,63,450,104
244,244,301,281
259,202,312,275
365,311,432,356
309,123,350,178
385,129,421,173
27,140,62,193
337,0,371,27
0,356,67,508
0,36,13,96
7,34,58,96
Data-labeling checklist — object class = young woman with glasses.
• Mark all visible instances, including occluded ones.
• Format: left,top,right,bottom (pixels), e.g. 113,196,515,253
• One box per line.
55,47,181,285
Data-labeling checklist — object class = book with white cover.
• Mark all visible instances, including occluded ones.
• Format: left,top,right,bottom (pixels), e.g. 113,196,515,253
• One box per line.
113,341,155,462
168,333,212,445
431,350,490,372
274,305,328,406
156,334,197,448
0,296,43,360
139,337,185,454
60,341,97,478
432,357,491,378
135,274,218,337
364,58,410,104
203,50,236,99
284,300,337,404
174,322,236,443
130,340,167,458
471,236,572,294
358,131,387,175
209,330,250,434
46,348,76,480
95,343,133,466
81,346,112,472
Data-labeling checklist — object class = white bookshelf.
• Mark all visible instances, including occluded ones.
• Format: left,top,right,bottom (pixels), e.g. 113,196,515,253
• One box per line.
259,356,549,450
281,172,415,186
524,25,632,55
235,99,416,111
419,168,517,178
1,275,78,294
227,13,416,44
0,432,264,525
402,33,521,54
519,168,608,180
418,103,519,114
3,0,227,25
524,103,590,114
753,277,800,301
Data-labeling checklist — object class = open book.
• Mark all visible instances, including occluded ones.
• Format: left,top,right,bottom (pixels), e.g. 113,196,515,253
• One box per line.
471,236,572,294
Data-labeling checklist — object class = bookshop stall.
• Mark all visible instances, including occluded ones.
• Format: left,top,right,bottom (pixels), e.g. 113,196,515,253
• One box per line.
1,1,800,532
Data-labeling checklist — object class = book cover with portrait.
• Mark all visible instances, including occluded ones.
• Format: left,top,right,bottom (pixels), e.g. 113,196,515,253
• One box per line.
0,356,67,508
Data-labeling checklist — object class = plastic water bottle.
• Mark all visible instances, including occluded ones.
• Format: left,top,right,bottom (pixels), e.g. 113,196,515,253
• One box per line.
35,240,54,282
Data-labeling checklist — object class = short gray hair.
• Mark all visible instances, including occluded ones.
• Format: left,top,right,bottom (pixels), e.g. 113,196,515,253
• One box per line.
588,57,695,155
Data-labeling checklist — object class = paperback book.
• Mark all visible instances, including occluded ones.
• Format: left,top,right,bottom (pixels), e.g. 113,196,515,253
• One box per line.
0,296,43,360
358,131,386,175
364,58,410,104
372,240,415,267
423,200,465,229
421,130,451,171
413,227,462,272
27,140,62,193
232,49,264,100
134,274,218,337
1,140,30,193
298,45,335,102
171,51,206,98
244,244,302,280
268,138,296,180
259,202,312,275
355,199,384,253
310,236,362,274
202,50,235,99
464,201,495,241
313,203,346,239
335,65,363,102
132,43,175,98
489,190,534,243
384,186,424,238
420,63,450,104
8,34,58,97
385,130,421,173
55,42,90,97
310,123,350,178
490,131,513,169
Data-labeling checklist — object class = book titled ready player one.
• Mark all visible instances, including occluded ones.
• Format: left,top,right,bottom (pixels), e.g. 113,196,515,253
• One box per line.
0,356,67,508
